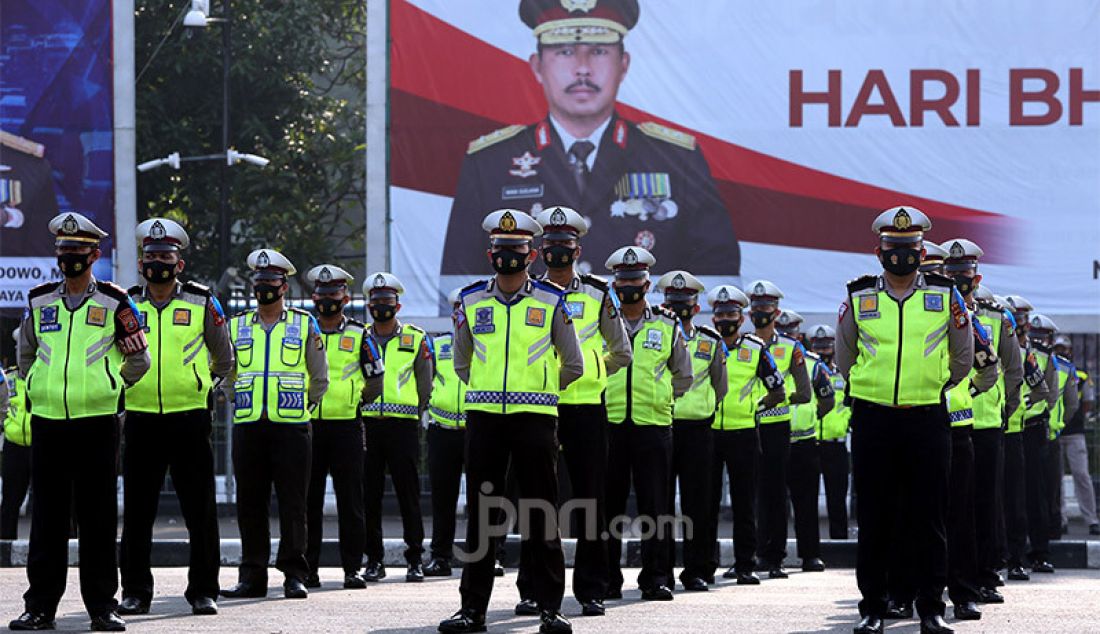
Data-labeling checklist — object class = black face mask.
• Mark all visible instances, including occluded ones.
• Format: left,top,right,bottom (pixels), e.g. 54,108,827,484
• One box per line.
491,249,529,275
314,297,343,316
369,303,396,322
880,247,922,276
750,310,776,328
665,302,693,321
952,274,976,296
142,260,178,284
254,283,282,305
714,319,742,338
542,245,576,269
57,253,92,278
615,284,646,305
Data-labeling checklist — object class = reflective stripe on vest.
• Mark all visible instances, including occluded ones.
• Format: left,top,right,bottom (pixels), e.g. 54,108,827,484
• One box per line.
607,311,677,426
429,333,466,428
3,370,30,446
314,322,365,421
126,292,210,413
559,284,608,405
714,337,764,431
1049,360,1071,439
230,310,311,424
364,324,425,420
971,311,1006,430
756,336,796,424
673,328,720,421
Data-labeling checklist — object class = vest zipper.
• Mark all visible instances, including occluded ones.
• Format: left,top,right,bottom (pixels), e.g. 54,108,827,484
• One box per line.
104,357,117,391
262,319,273,420
502,304,512,414
318,332,329,420
593,349,602,380
63,309,74,419
157,305,165,414
893,297,905,406
192,364,202,392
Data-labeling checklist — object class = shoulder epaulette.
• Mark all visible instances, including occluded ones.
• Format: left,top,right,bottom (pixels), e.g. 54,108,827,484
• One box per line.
531,279,565,296
127,285,143,297
637,122,696,150
27,281,60,299
95,281,129,301
403,323,426,334
460,280,489,298
0,130,45,158
742,333,767,348
579,273,609,291
467,125,526,154
976,298,1005,313
652,304,678,322
696,324,722,341
180,280,212,297
231,310,251,319
923,272,954,288
288,306,312,316
346,317,366,328
804,349,822,363
846,274,877,293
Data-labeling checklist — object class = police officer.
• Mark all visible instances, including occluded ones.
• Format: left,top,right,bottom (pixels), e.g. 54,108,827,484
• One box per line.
1032,317,1074,541
220,249,328,601
303,265,384,589
440,0,738,286
1052,337,1099,536
786,314,835,573
705,285,785,586
746,280,813,579
602,246,692,602
360,271,433,582
0,131,58,246
513,206,631,616
837,206,973,634
11,212,150,632
1,340,30,540
656,270,726,592
807,325,853,540
119,218,233,617
918,241,949,275
438,209,582,634
425,288,469,578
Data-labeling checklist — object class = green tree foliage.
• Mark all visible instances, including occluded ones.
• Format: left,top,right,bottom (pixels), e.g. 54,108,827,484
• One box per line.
135,0,366,294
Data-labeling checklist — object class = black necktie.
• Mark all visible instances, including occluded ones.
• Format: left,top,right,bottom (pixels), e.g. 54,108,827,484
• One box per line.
567,140,595,196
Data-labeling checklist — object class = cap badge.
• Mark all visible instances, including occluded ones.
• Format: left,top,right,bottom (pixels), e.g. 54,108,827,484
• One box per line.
560,0,597,12
950,242,965,258
1031,316,1041,328
778,313,790,325
373,274,386,288
319,267,332,283
672,274,685,289
816,327,826,338
500,211,517,232
893,208,912,230
754,282,765,296
717,288,730,302
257,251,270,268
623,249,638,266
61,215,79,235
550,208,567,226
150,220,167,241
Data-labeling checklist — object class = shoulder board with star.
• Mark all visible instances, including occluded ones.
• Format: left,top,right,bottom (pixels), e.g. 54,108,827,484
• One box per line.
637,122,696,151
741,333,767,349
923,272,954,289
467,124,527,154
0,130,45,158
96,281,130,302
180,280,213,297
460,280,489,298
28,281,61,300
652,304,679,323
579,273,609,292
696,324,722,341
846,274,877,294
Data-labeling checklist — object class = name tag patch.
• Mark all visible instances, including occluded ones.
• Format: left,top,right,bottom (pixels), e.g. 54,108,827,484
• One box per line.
173,308,191,325
525,307,546,327
924,294,944,312
86,306,107,327
643,328,663,350
858,295,880,319
502,184,544,200
473,307,494,334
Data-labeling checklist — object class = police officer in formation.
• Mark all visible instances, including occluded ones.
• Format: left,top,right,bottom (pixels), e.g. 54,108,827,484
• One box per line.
806,325,853,541
1,338,30,541
118,219,233,617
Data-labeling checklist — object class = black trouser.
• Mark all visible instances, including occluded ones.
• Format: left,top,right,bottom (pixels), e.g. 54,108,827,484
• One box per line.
947,426,980,605
708,427,759,576
459,411,564,614
819,440,850,539
363,417,424,565
1021,419,1050,563
1002,432,1029,567
756,421,791,567
667,418,713,584
306,418,365,575
1044,435,1063,536
233,420,311,586
427,424,465,562
606,421,672,593
787,439,822,561
120,410,220,603
971,427,1004,589
851,400,950,619
1,439,32,539
23,416,119,619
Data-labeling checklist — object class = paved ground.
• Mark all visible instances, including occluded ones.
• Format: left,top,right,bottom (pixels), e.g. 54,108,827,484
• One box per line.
1,567,1096,633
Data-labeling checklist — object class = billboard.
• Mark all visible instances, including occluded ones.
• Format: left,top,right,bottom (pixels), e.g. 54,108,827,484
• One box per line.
0,0,115,309
389,0,1099,317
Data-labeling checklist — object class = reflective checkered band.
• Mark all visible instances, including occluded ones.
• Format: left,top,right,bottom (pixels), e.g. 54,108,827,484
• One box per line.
949,408,974,423
430,406,466,424
759,406,790,419
791,427,816,441
363,402,420,417
465,391,559,407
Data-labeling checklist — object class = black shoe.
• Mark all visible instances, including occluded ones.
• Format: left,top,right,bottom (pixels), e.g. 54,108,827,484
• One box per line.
539,610,573,633
494,561,506,577
605,587,623,600
283,578,308,599
736,572,761,585
802,557,826,572
977,587,1004,604
1090,523,1100,536
580,599,605,616
424,558,453,577
994,571,1006,587
90,612,126,632
681,576,708,592
884,600,913,620
8,612,55,631
1032,560,1055,573
407,563,425,582
343,573,367,589
768,566,789,579
703,574,716,584
722,566,739,579
364,561,387,582
953,602,981,620
190,597,218,616
304,573,321,589
920,615,954,633
115,597,149,616
1007,566,1030,581
640,585,674,601
853,616,884,634
515,599,539,616
219,582,266,598
438,609,486,633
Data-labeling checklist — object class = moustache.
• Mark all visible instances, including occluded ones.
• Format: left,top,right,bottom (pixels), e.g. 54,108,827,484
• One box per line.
565,79,601,93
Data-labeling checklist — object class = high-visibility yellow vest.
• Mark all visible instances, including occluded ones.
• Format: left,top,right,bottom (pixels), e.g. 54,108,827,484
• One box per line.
558,275,616,406
314,318,367,421
791,352,824,442
1024,349,1052,420
26,281,132,420
363,322,426,420
607,306,678,426
847,274,954,407
429,333,466,428
673,325,724,421
3,367,29,446
755,334,800,424
819,369,850,441
126,282,216,414
1049,357,1072,439
714,334,770,431
1007,343,1035,435
972,308,1008,431
462,280,563,416
230,308,315,424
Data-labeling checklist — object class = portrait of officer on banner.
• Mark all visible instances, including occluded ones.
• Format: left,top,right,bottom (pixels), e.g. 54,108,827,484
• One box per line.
440,0,739,283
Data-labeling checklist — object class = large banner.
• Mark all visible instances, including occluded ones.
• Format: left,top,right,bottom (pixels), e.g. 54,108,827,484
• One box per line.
389,0,1099,318
0,0,115,309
